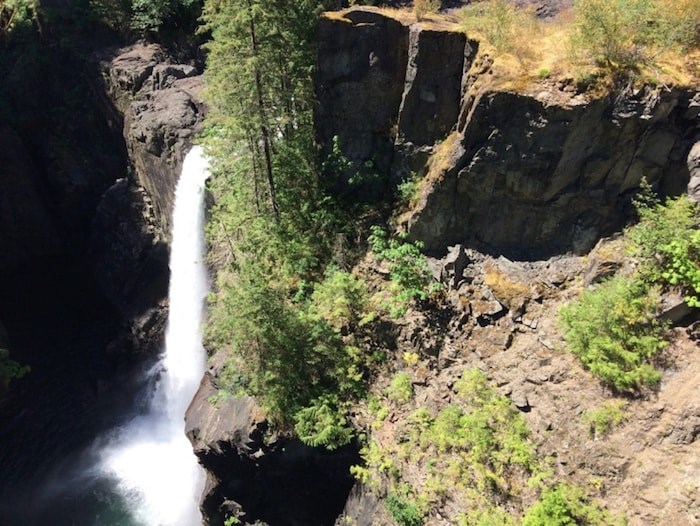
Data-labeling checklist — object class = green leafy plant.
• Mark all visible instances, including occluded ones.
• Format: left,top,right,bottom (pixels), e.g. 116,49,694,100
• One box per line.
388,371,413,404
368,226,438,317
584,400,627,438
629,187,700,307
294,396,354,450
397,172,421,209
386,493,423,526
356,369,541,520
559,275,668,392
523,483,625,526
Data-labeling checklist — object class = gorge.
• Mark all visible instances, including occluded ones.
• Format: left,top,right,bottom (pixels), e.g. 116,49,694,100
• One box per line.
0,1,698,526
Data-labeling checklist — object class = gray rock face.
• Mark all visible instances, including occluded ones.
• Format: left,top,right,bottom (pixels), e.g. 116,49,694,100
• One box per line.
317,9,697,258
89,178,168,315
688,141,700,203
316,8,472,185
185,373,358,525
95,43,206,236
406,87,697,258
316,10,409,178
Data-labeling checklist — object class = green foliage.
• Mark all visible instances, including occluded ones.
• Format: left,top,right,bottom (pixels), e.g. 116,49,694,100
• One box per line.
202,0,376,446
560,187,697,392
571,0,700,70
0,348,29,387
397,172,421,209
458,506,516,526
368,226,438,317
386,493,423,526
130,0,199,35
629,187,700,307
559,275,667,392
0,0,37,35
584,400,627,438
306,267,368,330
387,371,413,404
294,396,354,450
355,369,541,520
523,483,625,526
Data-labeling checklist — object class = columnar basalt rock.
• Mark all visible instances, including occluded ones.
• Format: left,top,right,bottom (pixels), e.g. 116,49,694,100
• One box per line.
407,86,698,258
316,7,698,259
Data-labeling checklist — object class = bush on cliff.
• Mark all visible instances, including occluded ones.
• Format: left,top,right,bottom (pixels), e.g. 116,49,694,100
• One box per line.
523,483,625,526
629,187,700,307
559,275,667,392
571,0,700,70
560,189,697,392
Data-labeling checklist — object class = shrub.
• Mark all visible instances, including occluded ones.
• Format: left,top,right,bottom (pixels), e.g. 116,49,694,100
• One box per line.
368,226,438,317
294,396,354,450
388,371,414,404
559,274,668,392
413,0,441,21
629,188,700,307
584,400,627,438
571,0,700,70
523,483,624,526
306,267,368,330
397,172,421,209
458,507,516,526
386,493,423,526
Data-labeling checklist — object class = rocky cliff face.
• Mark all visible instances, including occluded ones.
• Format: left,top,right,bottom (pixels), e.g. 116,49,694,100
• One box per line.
94,43,206,238
84,42,206,312
185,373,358,526
315,7,699,259
316,9,473,185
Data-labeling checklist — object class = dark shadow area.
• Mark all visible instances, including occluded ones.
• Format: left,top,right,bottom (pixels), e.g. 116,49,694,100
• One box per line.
0,256,159,525
203,439,360,526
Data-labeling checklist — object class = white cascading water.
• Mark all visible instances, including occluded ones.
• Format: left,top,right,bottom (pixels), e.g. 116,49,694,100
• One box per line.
101,146,210,525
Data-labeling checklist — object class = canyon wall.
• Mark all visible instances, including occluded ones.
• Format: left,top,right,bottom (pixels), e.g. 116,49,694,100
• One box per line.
315,8,699,260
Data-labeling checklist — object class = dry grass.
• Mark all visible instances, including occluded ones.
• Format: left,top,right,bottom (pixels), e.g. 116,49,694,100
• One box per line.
322,5,461,31
459,0,699,93
425,131,462,183
483,264,532,311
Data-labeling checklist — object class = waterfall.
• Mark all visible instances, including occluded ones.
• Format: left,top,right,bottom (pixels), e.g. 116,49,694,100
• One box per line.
100,146,210,526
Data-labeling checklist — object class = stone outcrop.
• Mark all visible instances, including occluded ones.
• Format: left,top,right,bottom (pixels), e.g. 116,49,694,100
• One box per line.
316,7,698,259
89,178,168,315
316,9,474,186
405,86,698,258
688,140,700,202
185,372,358,525
94,43,206,236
